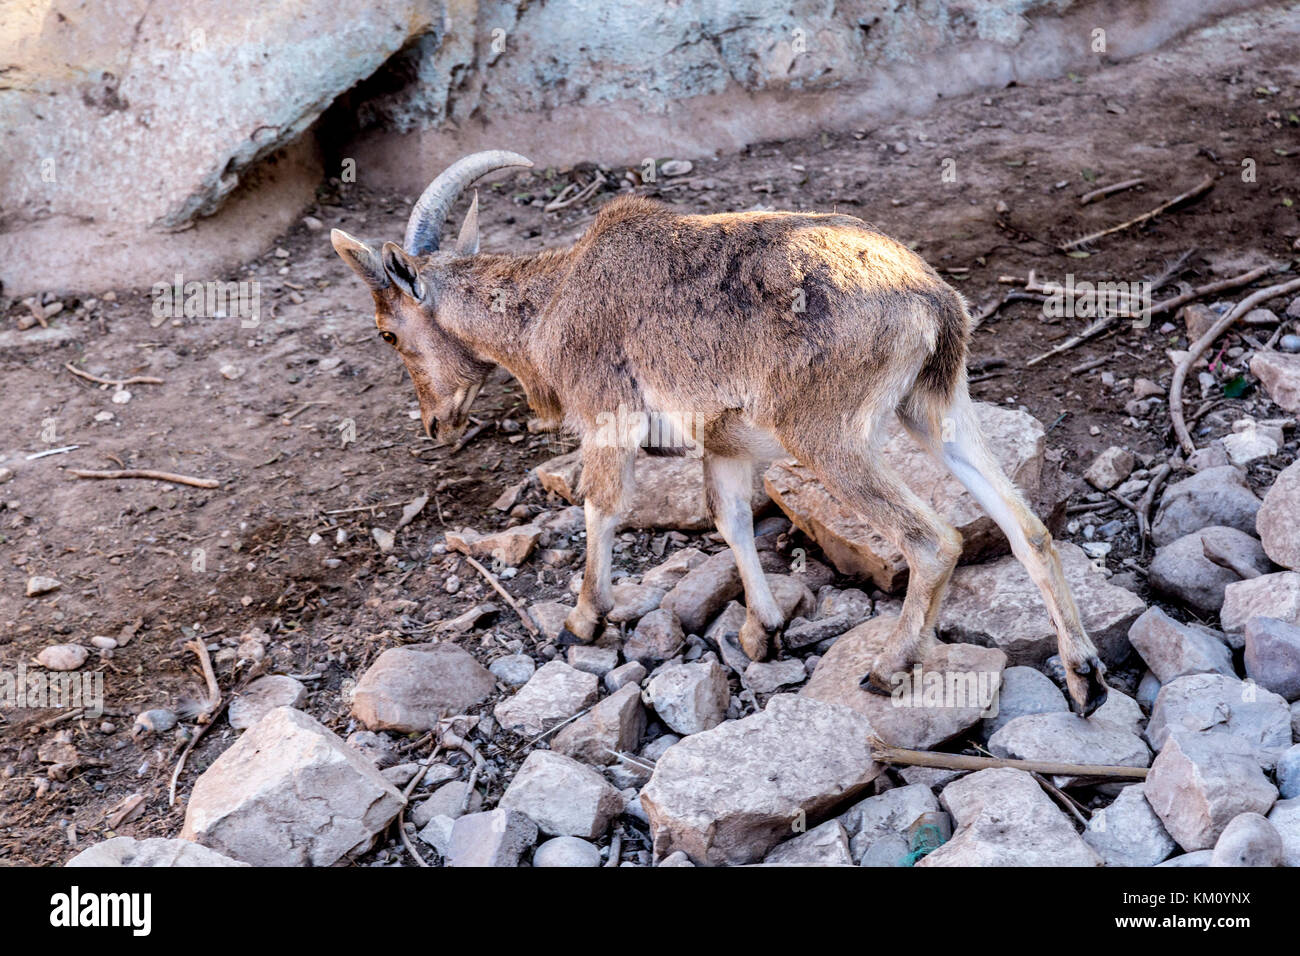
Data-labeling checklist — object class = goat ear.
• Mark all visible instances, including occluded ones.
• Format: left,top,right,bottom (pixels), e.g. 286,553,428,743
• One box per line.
454,190,480,257
331,229,388,291
380,242,426,301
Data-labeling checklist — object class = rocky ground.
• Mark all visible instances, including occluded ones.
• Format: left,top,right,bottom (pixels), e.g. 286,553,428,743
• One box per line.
4,15,1300,867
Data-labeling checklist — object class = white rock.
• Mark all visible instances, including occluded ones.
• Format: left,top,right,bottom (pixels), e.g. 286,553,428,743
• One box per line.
1267,796,1300,866
36,644,88,671
1211,812,1283,866
645,660,729,736
762,819,853,866
742,658,807,694
66,837,249,867
841,783,940,863
26,576,62,597
446,809,538,867
489,654,535,686
1222,572,1300,633
498,750,623,839
351,643,496,733
228,675,307,730
533,835,602,867
980,665,1068,738
494,660,599,737
1084,784,1176,867
988,712,1151,786
1145,673,1292,755
1127,606,1234,682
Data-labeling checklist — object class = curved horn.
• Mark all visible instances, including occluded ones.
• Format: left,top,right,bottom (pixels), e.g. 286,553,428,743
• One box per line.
403,150,534,255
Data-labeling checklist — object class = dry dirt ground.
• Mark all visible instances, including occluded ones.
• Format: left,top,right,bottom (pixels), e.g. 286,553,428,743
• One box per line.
1,16,1298,865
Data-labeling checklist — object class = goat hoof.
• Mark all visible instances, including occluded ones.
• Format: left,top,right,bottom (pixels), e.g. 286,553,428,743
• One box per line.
555,626,593,647
1067,656,1109,717
858,671,894,697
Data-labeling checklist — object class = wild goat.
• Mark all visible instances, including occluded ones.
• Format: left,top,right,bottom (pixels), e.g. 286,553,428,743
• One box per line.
332,150,1110,715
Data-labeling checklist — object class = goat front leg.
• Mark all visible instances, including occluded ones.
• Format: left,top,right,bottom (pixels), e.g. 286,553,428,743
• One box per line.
560,443,630,645
704,453,784,661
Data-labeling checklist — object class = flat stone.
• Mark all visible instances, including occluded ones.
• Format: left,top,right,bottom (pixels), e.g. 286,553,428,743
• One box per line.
67,837,249,867
566,644,620,677
918,768,1101,866
1211,812,1283,867
1084,784,1177,867
1258,460,1300,570
639,548,707,589
1092,688,1146,737
1251,349,1300,414
938,541,1144,666
446,809,538,867
1267,797,1300,866
1143,731,1278,851
1244,617,1300,701
351,643,496,734
1148,527,1273,617
527,600,573,641
763,403,1063,590
534,452,766,531
533,835,602,867
1127,606,1235,683
645,661,730,736
498,750,623,839
762,819,853,866
840,783,940,864
181,707,404,866
624,607,685,665
494,661,599,737
552,683,646,765
1085,446,1135,491
1222,572,1300,633
228,675,307,730
1151,466,1262,547
784,613,854,649
489,654,536,686
35,644,87,671
803,615,1005,748
979,665,1068,739
26,576,62,597
742,658,807,694
1145,673,1292,755
640,695,882,865
1158,850,1215,867
604,660,647,693
660,549,743,634
445,524,542,566
605,583,666,624
988,712,1151,786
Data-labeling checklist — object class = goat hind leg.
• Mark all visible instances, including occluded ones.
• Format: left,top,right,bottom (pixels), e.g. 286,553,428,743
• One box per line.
560,444,629,645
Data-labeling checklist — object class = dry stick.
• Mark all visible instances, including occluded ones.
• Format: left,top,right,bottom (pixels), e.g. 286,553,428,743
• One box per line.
461,554,540,638
64,362,164,387
1031,771,1092,825
1069,355,1109,375
869,737,1149,780
167,646,242,807
69,468,220,489
1078,177,1145,206
1059,174,1214,251
1136,462,1172,547
1148,265,1273,318
1170,277,1300,454
1026,315,1119,368
184,638,222,720
397,742,443,868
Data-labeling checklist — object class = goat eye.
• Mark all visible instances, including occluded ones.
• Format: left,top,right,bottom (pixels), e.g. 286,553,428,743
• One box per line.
379,330,397,346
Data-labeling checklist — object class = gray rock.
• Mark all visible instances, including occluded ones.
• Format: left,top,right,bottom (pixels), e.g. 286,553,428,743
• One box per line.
1143,731,1278,851
494,660,599,737
1084,784,1177,867
1085,446,1135,491
1127,607,1235,683
1251,350,1300,415
1158,850,1214,867
605,583,666,623
784,613,854,649
988,712,1151,786
918,768,1101,866
552,683,646,765
640,694,882,865
417,814,456,857
1267,796,1300,866
1244,617,1300,701
702,601,753,673
624,607,686,665
1276,745,1300,799
657,850,695,867
938,541,1144,666
660,549,743,634
413,780,482,824
1211,812,1283,867
1092,688,1146,737
1137,671,1162,708
489,654,536,686
446,809,538,867
1146,673,1292,754
533,835,602,867
566,644,620,677
763,819,853,866
499,750,623,838
181,707,405,866
645,661,730,735
228,675,307,730
526,600,574,641
742,658,807,694
1148,527,1273,617
67,837,249,867
763,573,816,623
604,660,647,693
841,783,940,863
639,548,707,589
803,615,1005,749
900,766,968,789
345,730,401,769
1222,572,1300,633
817,586,874,625
859,832,911,867
1258,460,1300,571
980,665,1069,738
1151,466,1262,547
351,643,496,734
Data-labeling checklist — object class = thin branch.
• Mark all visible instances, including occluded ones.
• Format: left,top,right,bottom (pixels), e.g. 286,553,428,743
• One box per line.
69,469,220,489
869,737,1149,780
461,554,540,638
1078,177,1145,206
1059,174,1214,251
64,362,164,387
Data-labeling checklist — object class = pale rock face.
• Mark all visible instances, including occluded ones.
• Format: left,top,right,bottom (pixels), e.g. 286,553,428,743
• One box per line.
644,661,730,736
762,820,854,866
1145,672,1292,754
498,750,624,839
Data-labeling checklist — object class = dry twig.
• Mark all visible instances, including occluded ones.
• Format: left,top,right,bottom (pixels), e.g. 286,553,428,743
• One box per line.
869,737,1148,780
1078,177,1145,206
461,554,540,638
1059,174,1214,251
69,468,220,489
64,362,164,387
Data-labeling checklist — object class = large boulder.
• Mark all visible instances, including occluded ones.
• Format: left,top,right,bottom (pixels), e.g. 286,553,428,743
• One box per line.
180,707,405,866
937,541,1144,665
802,615,1005,748
1145,673,1292,755
763,403,1064,590
1257,460,1300,570
1147,527,1273,616
640,695,882,865
351,643,496,734
1150,466,1262,547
